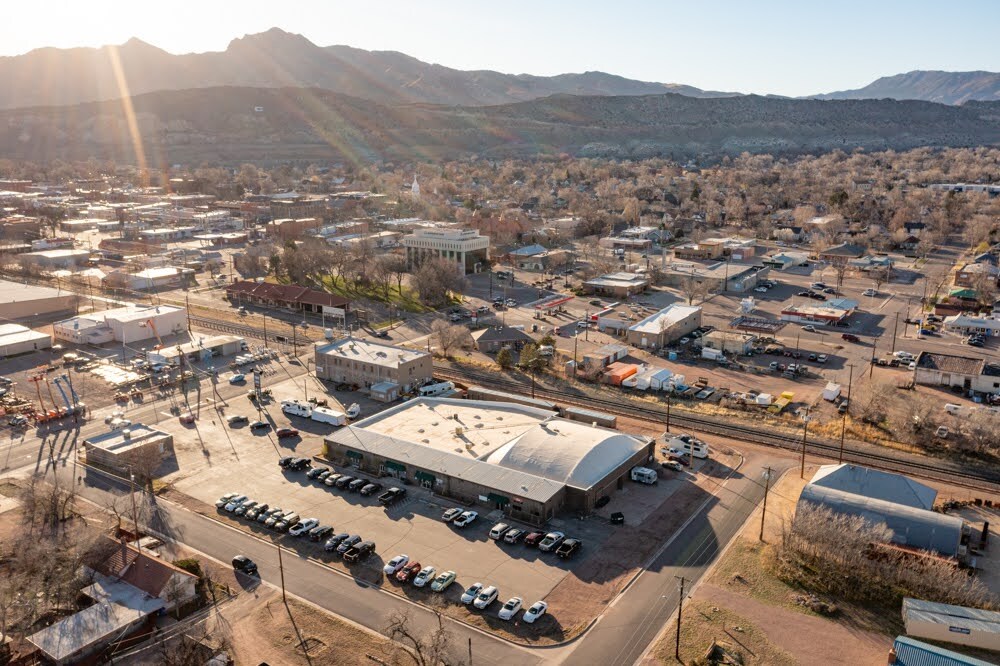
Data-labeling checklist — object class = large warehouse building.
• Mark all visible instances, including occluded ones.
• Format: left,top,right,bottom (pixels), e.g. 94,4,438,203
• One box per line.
0,323,52,356
53,304,186,345
797,464,966,558
323,397,654,524
0,279,79,322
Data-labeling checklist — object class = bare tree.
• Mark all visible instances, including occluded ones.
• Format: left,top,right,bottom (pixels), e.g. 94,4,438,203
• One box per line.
414,258,468,308
869,266,893,293
680,275,710,305
382,609,463,666
962,410,1000,453
431,320,472,357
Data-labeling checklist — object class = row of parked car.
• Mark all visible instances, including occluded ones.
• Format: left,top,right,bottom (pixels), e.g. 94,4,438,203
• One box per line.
439,508,583,558
382,553,549,622
289,458,409,505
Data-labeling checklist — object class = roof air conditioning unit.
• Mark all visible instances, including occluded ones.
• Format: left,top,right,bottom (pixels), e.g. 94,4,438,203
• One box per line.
455,427,464,436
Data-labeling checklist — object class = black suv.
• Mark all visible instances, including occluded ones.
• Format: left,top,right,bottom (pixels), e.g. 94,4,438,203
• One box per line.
344,540,375,563
232,555,258,576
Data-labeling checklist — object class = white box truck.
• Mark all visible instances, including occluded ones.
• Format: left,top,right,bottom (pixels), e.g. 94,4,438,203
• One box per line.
630,466,658,485
311,406,347,426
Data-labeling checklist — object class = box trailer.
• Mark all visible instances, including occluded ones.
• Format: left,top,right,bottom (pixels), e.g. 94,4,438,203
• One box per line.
311,406,347,426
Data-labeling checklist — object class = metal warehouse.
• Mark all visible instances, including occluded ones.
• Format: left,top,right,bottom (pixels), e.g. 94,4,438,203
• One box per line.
902,598,1000,653
798,464,966,557
323,397,654,524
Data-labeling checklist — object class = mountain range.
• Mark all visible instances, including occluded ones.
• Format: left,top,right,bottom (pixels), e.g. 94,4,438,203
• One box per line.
6,27,1000,110
0,28,736,110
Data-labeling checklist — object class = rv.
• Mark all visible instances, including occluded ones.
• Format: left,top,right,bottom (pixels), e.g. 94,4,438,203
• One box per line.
665,433,710,459
311,406,347,426
281,399,313,418
630,466,658,485
417,381,456,398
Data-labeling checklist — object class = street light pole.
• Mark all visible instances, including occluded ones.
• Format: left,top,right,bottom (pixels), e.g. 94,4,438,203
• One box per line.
759,466,772,542
869,336,879,379
800,407,810,479
839,363,854,464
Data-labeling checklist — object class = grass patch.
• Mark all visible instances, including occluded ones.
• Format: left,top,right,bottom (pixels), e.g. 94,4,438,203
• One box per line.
0,481,20,497
707,539,811,613
320,275,433,313
651,599,797,666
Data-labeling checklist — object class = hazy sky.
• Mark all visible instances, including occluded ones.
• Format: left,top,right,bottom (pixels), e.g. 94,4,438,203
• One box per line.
6,0,1000,97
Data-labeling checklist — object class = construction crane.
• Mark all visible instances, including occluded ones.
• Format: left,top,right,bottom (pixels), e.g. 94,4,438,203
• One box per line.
27,370,53,422
145,318,164,350
43,376,60,418
52,376,73,415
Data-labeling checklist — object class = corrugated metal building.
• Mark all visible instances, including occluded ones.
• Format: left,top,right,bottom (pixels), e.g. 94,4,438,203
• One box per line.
798,464,965,557
890,635,995,666
903,598,1000,653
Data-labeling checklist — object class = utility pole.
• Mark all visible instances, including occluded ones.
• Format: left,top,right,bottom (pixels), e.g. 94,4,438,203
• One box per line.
468,637,473,666
759,466,772,542
185,292,192,333
800,407,810,479
665,392,671,433
674,576,686,661
531,368,536,399
573,334,579,367
869,336,879,379
839,363,854,464
262,313,268,347
584,311,590,342
891,312,899,353
277,541,287,604
291,323,298,358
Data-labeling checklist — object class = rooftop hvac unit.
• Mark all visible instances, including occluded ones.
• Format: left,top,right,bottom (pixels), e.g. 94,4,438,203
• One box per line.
122,429,131,439
455,427,464,436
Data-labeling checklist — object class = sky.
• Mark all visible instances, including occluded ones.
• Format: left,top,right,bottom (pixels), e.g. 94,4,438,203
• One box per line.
5,0,1000,97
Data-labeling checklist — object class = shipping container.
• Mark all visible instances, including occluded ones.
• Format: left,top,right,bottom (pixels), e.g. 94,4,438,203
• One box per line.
604,362,639,386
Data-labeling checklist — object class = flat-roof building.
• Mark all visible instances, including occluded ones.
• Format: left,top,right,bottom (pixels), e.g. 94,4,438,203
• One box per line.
582,272,649,297
914,352,1000,395
0,323,52,356
0,278,79,321
314,338,432,398
151,334,245,366
625,304,702,349
83,424,173,477
20,248,91,269
54,304,186,345
403,227,490,274
323,398,653,523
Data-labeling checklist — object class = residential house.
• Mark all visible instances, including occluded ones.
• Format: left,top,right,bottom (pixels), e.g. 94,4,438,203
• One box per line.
471,325,535,353
954,262,1000,289
818,242,866,264
914,352,1000,394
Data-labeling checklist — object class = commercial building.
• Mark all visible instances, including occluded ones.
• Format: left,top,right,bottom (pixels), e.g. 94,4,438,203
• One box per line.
780,303,852,324
19,248,91,269
582,272,649,298
82,424,174,476
269,194,328,221
151,334,246,366
625,304,702,349
797,464,965,558
0,279,79,321
943,314,1000,337
914,352,1000,395
657,261,762,293
701,330,756,356
104,266,192,291
818,242,866,264
471,325,535,353
323,397,654,523
902,599,1000,654
0,323,52,356
403,227,490,274
54,304,186,345
225,280,349,316
314,337,432,398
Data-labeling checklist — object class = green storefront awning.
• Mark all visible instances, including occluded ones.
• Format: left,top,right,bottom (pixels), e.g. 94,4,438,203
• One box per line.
414,470,436,483
384,460,406,472
345,450,363,460
487,492,510,505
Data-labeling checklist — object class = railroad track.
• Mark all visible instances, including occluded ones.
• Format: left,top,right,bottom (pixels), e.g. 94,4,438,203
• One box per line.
434,365,1000,494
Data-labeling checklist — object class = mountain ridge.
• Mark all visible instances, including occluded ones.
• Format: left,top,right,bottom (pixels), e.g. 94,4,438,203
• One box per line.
813,70,1000,105
0,27,737,110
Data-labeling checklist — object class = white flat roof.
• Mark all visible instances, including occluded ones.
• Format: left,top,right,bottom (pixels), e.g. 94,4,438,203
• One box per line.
353,397,555,458
315,337,428,369
629,304,701,335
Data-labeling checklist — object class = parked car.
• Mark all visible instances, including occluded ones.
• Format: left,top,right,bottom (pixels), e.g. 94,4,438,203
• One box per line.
344,541,375,563
250,420,270,431
498,597,523,621
823,287,837,294
488,523,511,540
523,600,548,624
662,460,684,472
232,555,258,576
802,325,816,332
442,507,463,522
473,586,499,609
229,374,245,384
378,487,406,505
524,531,545,547
811,282,827,290
276,428,299,438
316,470,332,483
288,518,319,537
841,333,860,343
431,570,457,592
335,476,355,489
324,473,344,487
413,566,436,588
245,503,269,520
274,513,301,532
817,354,828,363
384,554,410,575
227,414,249,426
360,483,382,496
324,533,351,551
258,507,282,524
215,492,239,508
396,562,422,583
453,510,478,527
348,478,367,492
306,467,328,480
503,528,525,544
234,500,257,516
461,583,484,605
538,531,565,552
753,286,768,293
336,535,362,555
179,412,196,424
224,495,248,512
862,288,878,297
556,538,582,559
309,526,334,542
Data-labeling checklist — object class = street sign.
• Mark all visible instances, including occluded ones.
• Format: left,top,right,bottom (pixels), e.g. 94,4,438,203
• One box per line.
253,369,262,395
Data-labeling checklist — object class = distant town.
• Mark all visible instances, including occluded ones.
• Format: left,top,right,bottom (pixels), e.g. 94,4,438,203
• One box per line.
0,147,998,665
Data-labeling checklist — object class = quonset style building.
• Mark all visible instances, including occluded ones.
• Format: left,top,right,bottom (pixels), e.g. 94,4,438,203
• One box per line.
323,397,654,524
798,464,966,558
